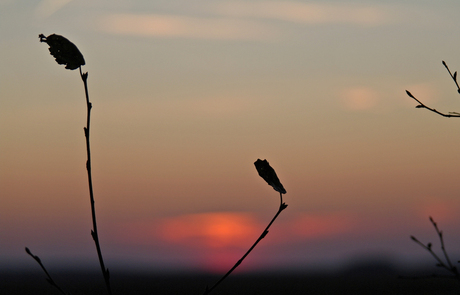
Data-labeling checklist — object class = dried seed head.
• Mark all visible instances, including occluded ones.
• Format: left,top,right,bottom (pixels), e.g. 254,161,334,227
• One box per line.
254,159,286,194
39,34,85,70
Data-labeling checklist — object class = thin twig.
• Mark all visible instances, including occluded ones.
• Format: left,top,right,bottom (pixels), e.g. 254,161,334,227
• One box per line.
80,67,112,295
204,193,288,294
410,236,446,269
406,61,460,117
442,61,460,93
25,247,68,295
429,217,456,272
405,90,460,117
410,217,459,280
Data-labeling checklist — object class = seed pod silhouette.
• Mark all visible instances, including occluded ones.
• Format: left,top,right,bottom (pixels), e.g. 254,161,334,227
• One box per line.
39,34,85,70
254,159,286,194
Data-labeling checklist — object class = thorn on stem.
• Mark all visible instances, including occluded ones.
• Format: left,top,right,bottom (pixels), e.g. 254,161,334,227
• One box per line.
261,230,269,239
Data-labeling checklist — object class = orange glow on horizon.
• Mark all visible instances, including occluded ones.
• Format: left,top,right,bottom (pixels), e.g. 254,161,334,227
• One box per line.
114,212,263,273
159,212,260,248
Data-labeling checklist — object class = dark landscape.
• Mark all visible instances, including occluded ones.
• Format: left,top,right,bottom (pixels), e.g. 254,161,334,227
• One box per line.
3,263,460,295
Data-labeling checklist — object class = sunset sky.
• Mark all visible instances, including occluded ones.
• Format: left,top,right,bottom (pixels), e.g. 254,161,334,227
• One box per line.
2,0,460,275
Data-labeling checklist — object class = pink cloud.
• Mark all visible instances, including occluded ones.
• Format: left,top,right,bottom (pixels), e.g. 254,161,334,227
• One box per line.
340,87,379,110
98,14,275,40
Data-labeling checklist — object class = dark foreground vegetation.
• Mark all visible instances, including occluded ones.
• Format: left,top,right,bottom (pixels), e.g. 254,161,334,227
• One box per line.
3,265,460,295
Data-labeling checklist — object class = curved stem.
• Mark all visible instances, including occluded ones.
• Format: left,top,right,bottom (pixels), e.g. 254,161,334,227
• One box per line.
204,193,288,294
80,67,112,295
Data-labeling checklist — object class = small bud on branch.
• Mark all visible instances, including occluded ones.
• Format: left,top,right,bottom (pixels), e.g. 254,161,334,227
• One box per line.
254,159,286,194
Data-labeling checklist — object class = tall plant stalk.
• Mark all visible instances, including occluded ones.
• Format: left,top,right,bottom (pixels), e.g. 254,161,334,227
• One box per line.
33,34,111,295
80,67,112,295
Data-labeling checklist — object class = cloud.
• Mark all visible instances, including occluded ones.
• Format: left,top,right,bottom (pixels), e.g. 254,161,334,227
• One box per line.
96,2,391,40
340,86,379,110
98,14,276,40
35,0,73,19
213,1,389,26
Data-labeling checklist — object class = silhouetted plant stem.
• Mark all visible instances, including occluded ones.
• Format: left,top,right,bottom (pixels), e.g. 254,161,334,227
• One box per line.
406,61,460,117
410,217,459,280
25,247,68,295
80,67,112,295
37,34,111,294
204,192,288,294
442,61,460,93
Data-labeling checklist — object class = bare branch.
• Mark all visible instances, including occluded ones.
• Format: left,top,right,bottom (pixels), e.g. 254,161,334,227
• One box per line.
406,61,460,117
442,61,460,94
405,90,460,118
25,247,68,295
429,217,457,273
410,217,459,280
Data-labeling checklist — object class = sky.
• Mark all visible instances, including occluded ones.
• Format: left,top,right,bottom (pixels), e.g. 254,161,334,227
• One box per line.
2,0,460,276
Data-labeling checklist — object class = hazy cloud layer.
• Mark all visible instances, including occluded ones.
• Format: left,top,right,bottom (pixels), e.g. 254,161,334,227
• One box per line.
97,1,391,39
35,0,74,18
340,87,380,110
98,14,276,40
212,1,389,26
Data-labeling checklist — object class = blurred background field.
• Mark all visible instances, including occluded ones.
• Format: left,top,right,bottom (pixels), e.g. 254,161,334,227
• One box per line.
3,263,460,295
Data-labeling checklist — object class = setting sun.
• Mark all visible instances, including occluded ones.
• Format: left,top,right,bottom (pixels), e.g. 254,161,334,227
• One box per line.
159,213,259,249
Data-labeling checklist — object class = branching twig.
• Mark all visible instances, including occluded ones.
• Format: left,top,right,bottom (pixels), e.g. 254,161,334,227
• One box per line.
442,60,460,93
405,90,460,117
406,61,460,117
410,217,459,280
25,247,68,295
